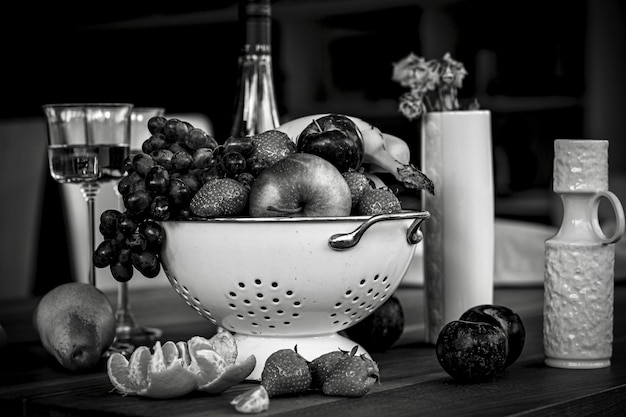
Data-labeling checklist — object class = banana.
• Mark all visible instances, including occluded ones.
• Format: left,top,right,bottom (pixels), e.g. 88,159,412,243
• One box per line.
276,113,434,194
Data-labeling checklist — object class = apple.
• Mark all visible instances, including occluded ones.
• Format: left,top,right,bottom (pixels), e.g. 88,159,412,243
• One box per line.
436,320,508,383
297,114,365,173
459,304,525,368
248,152,352,217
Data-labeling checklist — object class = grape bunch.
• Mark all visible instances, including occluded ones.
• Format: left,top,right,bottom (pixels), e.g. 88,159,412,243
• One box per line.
93,209,164,282
93,116,259,281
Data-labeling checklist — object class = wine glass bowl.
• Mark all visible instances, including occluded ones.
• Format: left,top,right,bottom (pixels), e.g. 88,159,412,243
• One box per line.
158,211,428,380
43,103,132,287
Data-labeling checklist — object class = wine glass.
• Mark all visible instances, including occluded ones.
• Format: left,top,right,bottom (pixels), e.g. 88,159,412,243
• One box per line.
43,103,134,353
111,107,165,348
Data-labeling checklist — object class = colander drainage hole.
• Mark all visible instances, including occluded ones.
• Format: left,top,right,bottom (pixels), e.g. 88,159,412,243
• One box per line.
359,279,366,286
238,282,245,288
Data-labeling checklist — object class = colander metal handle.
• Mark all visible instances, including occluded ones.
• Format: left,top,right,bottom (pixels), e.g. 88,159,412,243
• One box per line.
328,211,430,250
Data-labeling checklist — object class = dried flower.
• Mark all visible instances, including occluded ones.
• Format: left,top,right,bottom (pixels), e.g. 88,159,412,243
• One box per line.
392,52,473,119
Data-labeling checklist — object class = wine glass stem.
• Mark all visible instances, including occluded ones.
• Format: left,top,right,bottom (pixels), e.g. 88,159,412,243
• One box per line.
80,182,100,287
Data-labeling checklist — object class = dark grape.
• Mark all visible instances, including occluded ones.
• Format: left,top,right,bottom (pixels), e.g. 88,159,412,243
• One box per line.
185,127,217,150
131,251,161,278
150,195,171,221
148,116,167,134
139,220,165,250
169,141,191,154
145,165,170,195
192,147,214,170
180,173,201,194
93,239,120,268
237,172,256,188
224,136,254,157
221,151,246,176
171,150,194,172
123,189,152,215
117,212,139,236
118,247,132,265
167,178,193,206
132,153,156,177
123,156,134,174
125,232,147,253
176,207,191,220
246,156,267,176
99,209,122,238
117,171,142,196
110,261,133,282
150,149,174,171
163,118,189,143
142,133,168,154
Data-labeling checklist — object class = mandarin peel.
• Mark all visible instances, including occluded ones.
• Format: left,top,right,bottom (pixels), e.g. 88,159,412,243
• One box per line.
107,333,255,399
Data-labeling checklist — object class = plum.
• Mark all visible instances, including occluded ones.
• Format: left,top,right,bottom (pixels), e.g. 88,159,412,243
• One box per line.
297,114,364,173
436,320,508,383
460,304,525,368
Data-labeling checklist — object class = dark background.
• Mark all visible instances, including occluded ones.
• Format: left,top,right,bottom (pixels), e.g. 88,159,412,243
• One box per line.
1,0,625,296
3,0,623,187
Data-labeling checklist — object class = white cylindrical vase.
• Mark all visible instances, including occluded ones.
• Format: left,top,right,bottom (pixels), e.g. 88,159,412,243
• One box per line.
420,110,495,344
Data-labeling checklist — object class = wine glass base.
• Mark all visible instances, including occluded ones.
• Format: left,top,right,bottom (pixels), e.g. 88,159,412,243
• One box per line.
105,326,163,358
116,325,162,345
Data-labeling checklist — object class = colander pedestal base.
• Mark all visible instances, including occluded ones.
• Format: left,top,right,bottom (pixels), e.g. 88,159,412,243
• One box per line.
233,332,369,381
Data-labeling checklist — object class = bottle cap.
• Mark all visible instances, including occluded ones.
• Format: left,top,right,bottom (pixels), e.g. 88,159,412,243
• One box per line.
553,139,609,192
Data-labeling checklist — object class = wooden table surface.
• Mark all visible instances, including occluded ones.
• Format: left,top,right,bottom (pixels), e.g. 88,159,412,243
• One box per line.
1,282,625,416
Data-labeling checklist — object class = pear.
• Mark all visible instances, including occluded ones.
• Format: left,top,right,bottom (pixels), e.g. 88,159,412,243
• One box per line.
34,282,116,371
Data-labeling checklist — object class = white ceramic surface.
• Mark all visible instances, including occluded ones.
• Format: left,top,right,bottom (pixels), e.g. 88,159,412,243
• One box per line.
159,212,427,380
544,139,625,369
420,110,495,343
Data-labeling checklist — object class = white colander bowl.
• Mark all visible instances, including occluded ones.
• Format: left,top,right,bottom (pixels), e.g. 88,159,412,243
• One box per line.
159,211,429,380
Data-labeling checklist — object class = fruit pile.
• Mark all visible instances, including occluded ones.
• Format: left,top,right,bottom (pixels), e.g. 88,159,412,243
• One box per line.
94,113,433,282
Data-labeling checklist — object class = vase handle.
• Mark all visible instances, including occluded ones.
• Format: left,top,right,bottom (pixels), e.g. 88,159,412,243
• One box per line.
591,191,625,244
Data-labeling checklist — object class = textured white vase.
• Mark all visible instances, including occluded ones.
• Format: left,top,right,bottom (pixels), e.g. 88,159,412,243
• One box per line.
543,139,625,369
420,110,495,344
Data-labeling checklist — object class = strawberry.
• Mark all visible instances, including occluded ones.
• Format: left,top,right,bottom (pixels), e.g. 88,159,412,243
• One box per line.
261,346,312,397
321,346,380,397
357,187,402,216
308,349,345,390
342,170,373,212
189,178,249,217
248,130,297,175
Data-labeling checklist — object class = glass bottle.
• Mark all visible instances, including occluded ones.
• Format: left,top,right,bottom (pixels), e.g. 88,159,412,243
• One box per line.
543,139,624,369
231,0,280,137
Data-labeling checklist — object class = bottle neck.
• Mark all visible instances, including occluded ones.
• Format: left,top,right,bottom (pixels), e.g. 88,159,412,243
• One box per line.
240,0,271,55
231,0,279,138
